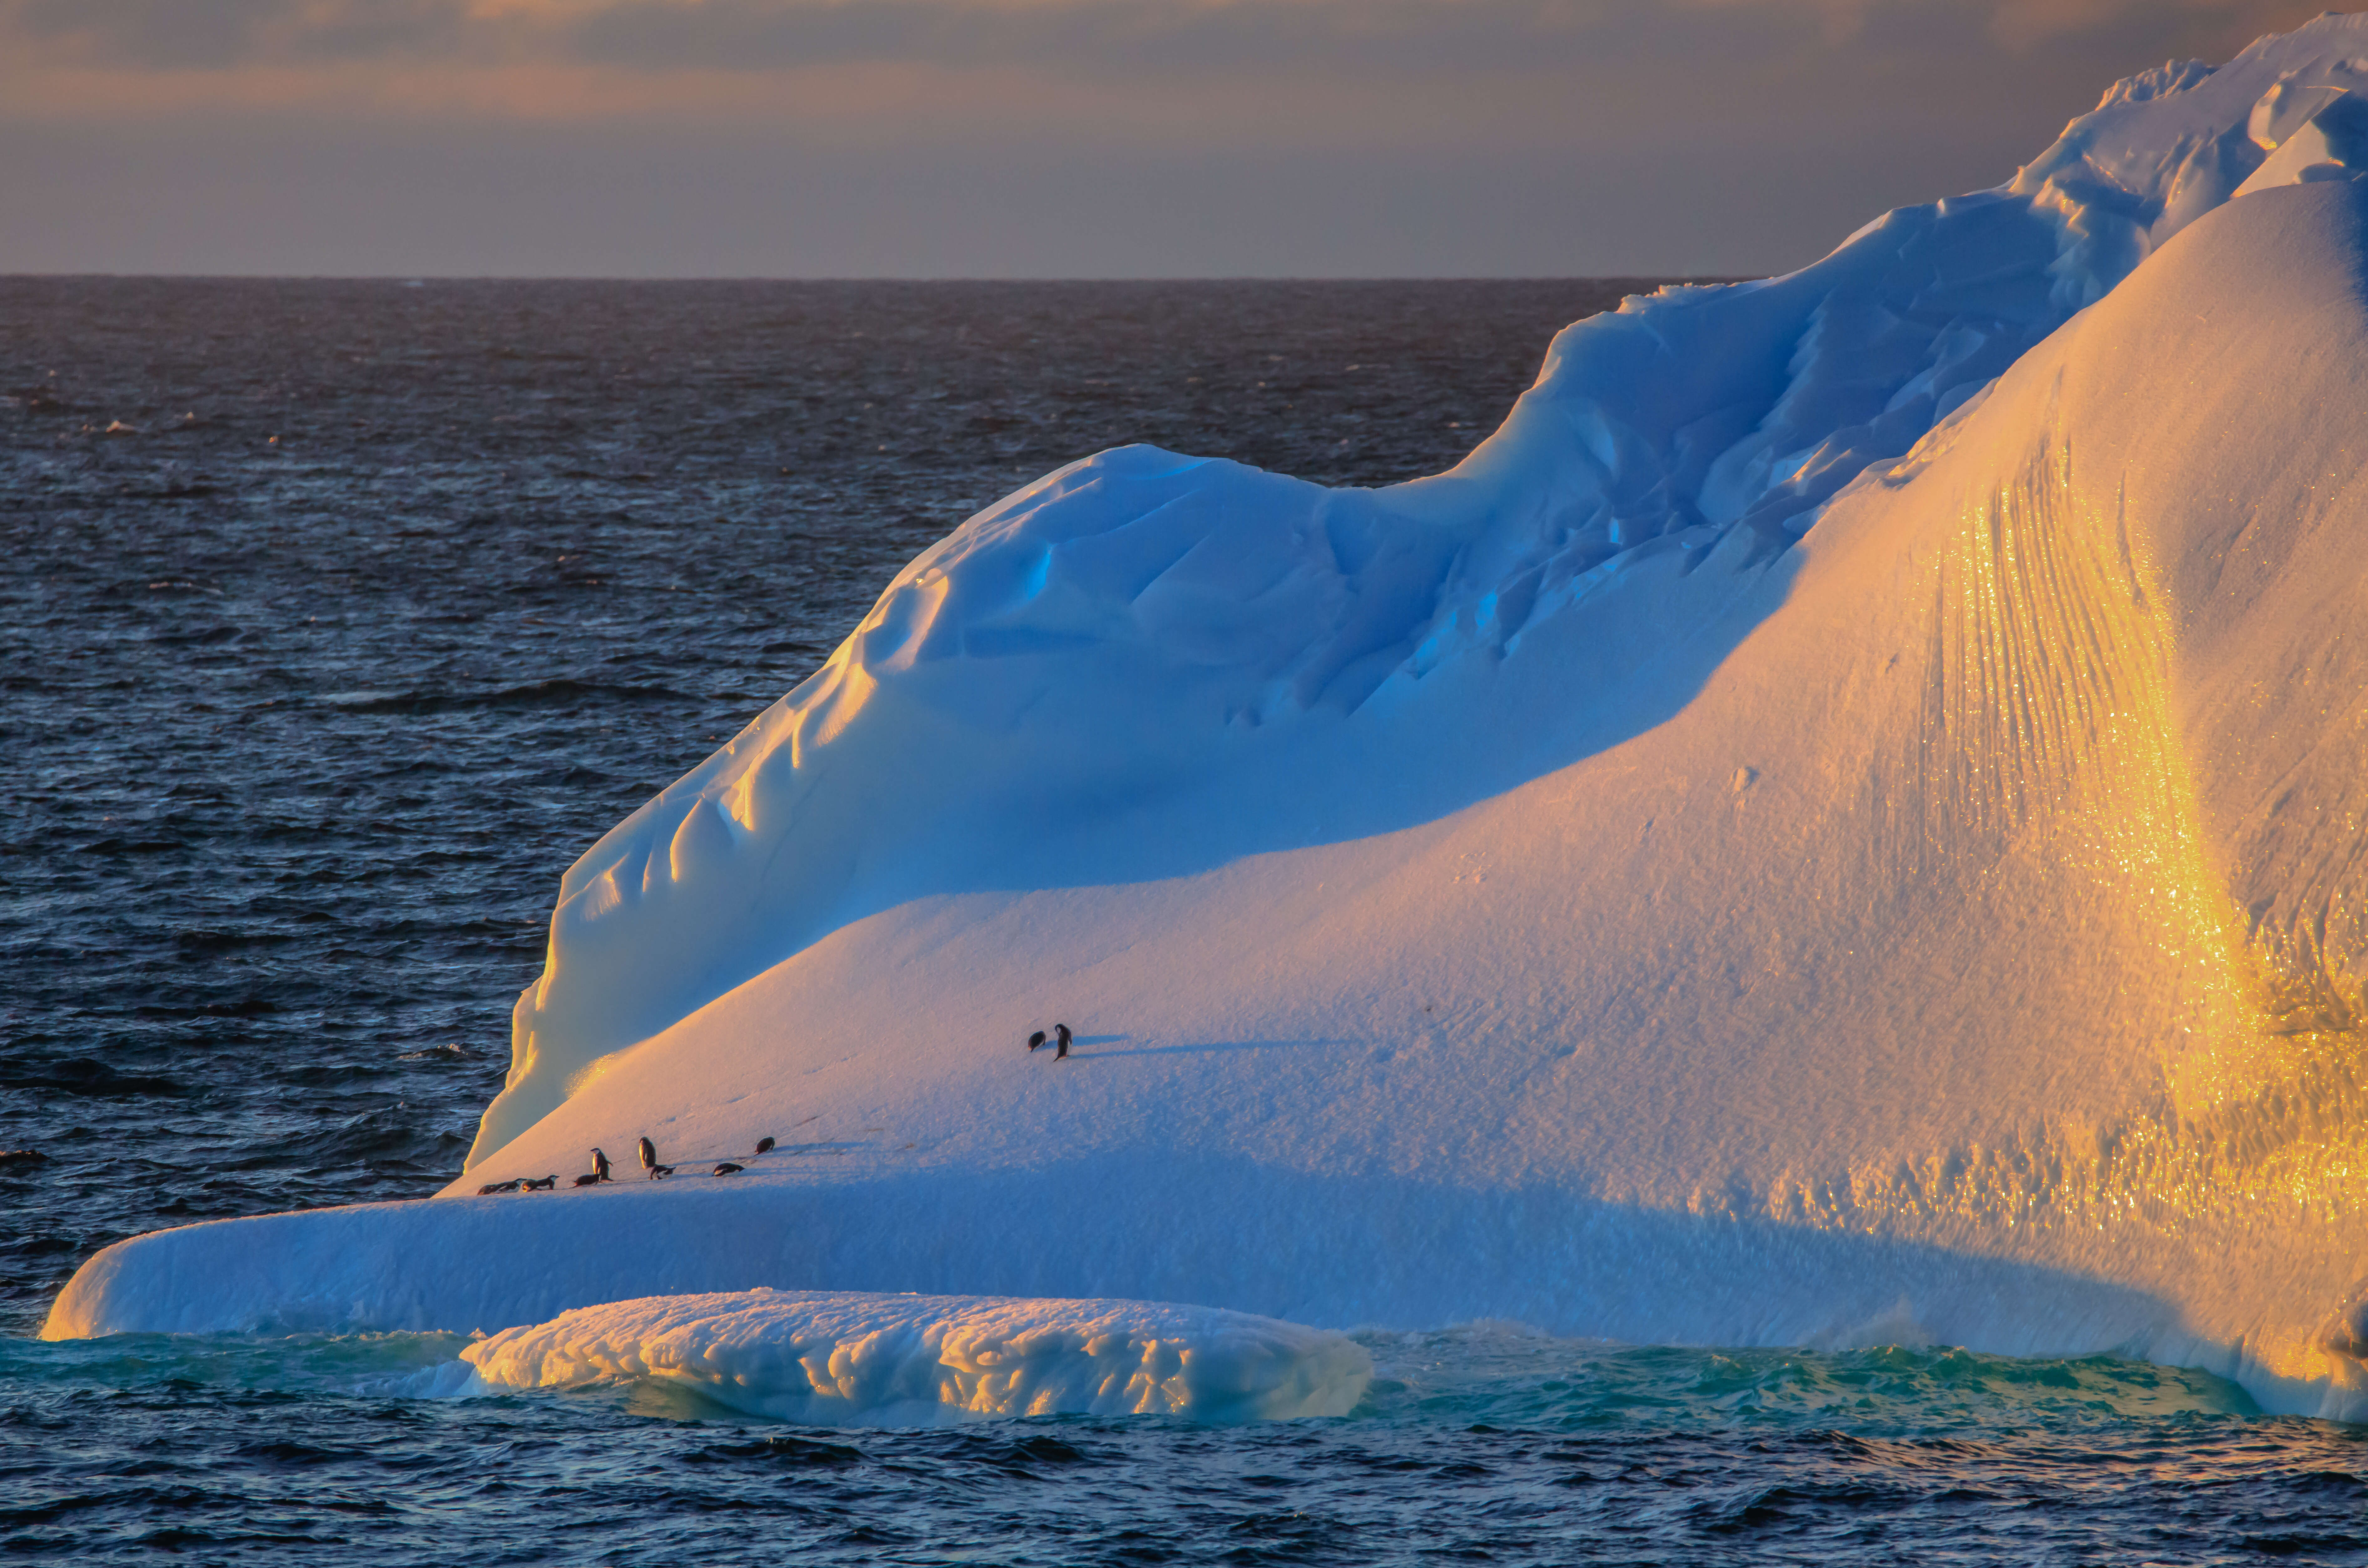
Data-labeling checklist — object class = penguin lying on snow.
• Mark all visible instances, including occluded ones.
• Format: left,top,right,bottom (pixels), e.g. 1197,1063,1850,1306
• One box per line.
571,1173,602,1187
476,1179,522,1195
754,1136,776,1156
521,1175,556,1191
713,1162,744,1176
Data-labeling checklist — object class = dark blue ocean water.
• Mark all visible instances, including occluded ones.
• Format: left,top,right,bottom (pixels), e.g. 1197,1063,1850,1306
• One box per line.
4,277,2365,1565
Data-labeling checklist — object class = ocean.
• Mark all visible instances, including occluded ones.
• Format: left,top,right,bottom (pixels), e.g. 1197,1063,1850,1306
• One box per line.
4,277,2364,1565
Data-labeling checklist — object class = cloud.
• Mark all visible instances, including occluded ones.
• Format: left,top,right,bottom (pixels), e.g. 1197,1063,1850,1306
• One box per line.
0,0,1851,139
0,0,2334,91
0,0,2339,275
0,0,1791,79
1982,0,2318,54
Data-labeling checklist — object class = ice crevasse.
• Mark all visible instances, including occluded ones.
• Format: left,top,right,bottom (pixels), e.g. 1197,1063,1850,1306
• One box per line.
44,17,2368,1421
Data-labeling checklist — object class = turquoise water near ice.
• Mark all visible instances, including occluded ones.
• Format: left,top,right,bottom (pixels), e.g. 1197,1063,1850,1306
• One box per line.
11,1326,2365,1565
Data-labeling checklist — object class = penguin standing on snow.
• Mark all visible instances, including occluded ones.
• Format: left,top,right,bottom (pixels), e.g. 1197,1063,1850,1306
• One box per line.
1028,1030,1046,1052
1054,1023,1073,1060
637,1136,674,1178
754,1136,776,1156
590,1148,613,1182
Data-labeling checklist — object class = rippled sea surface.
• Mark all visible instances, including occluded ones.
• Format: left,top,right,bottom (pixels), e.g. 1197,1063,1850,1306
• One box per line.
5,278,2365,1565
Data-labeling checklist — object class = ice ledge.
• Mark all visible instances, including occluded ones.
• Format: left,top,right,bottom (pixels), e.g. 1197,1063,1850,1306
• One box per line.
42,1161,2368,1422
460,1288,1372,1423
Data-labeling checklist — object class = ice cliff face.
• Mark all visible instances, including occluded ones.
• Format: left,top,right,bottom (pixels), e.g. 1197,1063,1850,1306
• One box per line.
48,16,2368,1421
475,17,2368,1168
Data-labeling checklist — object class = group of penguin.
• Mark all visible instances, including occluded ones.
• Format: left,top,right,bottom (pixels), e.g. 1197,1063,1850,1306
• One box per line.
475,1024,1078,1197
476,1134,777,1195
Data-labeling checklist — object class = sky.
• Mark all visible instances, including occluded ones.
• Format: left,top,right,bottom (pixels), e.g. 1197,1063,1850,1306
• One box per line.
0,0,2339,277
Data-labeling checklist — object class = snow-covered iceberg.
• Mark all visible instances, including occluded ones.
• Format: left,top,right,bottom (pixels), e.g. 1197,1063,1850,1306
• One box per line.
45,18,2368,1421
460,1290,1370,1422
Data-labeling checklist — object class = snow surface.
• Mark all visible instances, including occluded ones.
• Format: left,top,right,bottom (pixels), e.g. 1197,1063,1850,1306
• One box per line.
460,1290,1370,1422
44,16,2368,1421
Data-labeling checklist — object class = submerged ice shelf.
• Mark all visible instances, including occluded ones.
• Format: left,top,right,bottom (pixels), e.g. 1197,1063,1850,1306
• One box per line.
45,16,2368,1421
461,1290,1370,1423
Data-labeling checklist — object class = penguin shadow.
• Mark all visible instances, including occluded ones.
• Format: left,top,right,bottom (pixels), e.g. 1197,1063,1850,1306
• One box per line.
1020,1031,1130,1061
712,1140,869,1163
617,1138,874,1178
1072,1035,1354,1062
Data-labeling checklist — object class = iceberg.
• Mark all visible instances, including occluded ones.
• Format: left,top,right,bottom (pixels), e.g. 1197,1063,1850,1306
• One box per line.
460,1290,1371,1423
44,17,2368,1420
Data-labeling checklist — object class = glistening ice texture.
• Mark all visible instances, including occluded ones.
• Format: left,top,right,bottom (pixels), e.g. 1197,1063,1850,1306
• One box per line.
47,18,2368,1420
460,1290,1372,1423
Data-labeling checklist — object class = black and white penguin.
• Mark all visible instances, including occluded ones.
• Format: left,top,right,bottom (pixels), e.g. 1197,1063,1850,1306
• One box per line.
754,1136,776,1156
638,1136,660,1177
1054,1023,1073,1060
522,1175,556,1191
572,1173,602,1187
1028,1030,1046,1052
590,1148,613,1182
649,1163,675,1178
477,1180,518,1196
713,1162,744,1176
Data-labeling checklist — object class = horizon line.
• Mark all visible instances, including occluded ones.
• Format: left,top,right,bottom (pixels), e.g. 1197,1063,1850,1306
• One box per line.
0,271,1755,286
